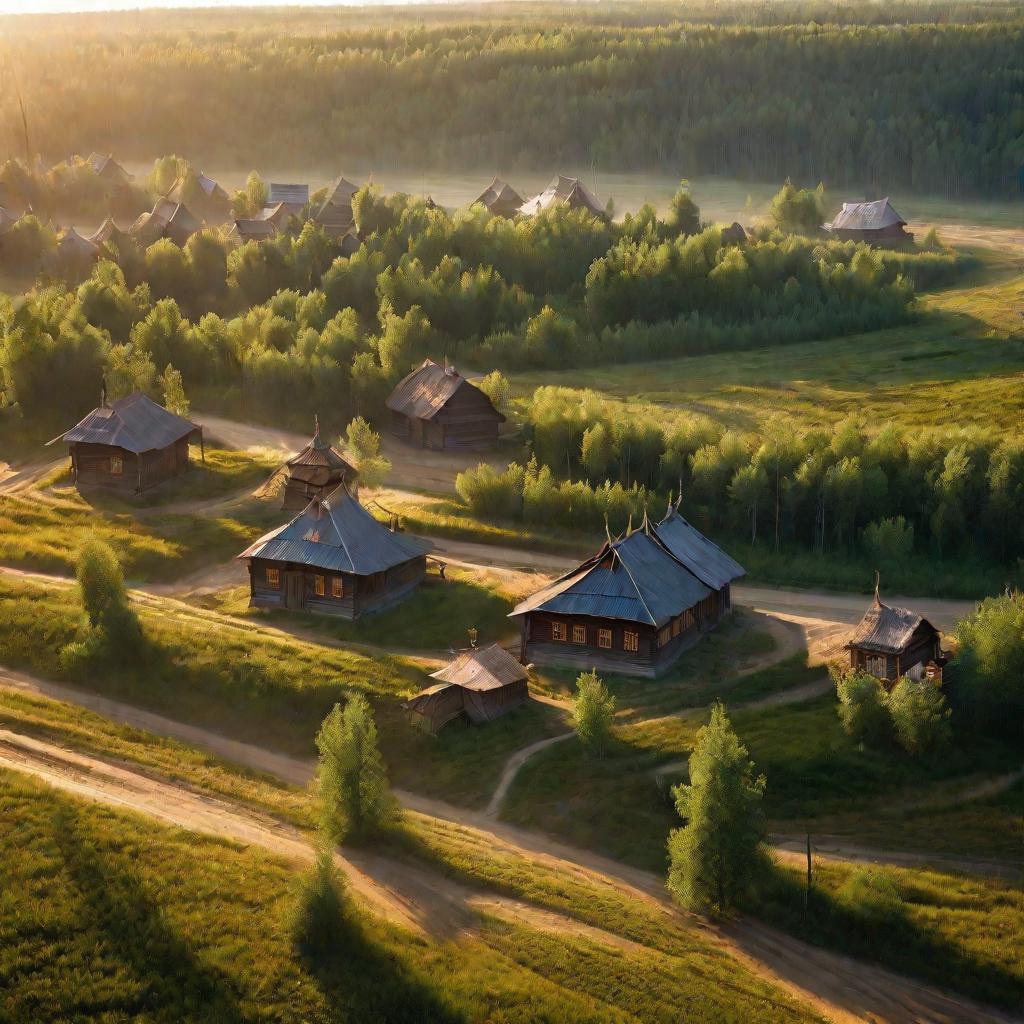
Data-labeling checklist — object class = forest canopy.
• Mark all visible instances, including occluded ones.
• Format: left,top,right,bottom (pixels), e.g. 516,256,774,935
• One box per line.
0,3,1021,197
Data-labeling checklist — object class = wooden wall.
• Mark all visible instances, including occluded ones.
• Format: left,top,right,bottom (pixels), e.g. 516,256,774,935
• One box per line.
70,438,190,494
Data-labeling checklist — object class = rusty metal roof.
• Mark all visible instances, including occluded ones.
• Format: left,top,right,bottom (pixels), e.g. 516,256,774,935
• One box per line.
48,391,199,453
239,485,431,575
511,527,711,627
655,503,745,590
285,423,355,473
826,198,906,232
430,643,527,691
848,593,934,654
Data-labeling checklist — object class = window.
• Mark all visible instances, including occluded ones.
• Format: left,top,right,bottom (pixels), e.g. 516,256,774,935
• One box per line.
314,575,325,597
266,567,280,588
623,630,639,653
598,628,612,649
572,624,587,644
109,455,123,476
331,577,344,599
551,621,567,642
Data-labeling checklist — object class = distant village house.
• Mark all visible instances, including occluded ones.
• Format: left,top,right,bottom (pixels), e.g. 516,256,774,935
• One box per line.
519,175,604,218
474,178,525,218
238,486,431,619
825,198,913,245
386,358,505,451
88,153,133,186
48,390,203,495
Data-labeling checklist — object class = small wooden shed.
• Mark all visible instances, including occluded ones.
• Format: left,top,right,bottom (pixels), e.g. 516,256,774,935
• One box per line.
825,198,913,245
386,358,505,451
48,390,203,495
280,419,357,510
238,486,431,620
403,644,529,732
846,584,944,683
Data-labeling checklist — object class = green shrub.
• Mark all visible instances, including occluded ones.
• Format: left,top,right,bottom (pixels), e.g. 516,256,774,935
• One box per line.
832,666,892,746
888,677,952,757
573,670,616,757
862,516,914,565
838,867,904,923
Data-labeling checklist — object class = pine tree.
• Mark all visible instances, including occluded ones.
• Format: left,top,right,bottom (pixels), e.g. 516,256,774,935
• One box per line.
667,704,766,914
316,695,395,843
159,363,189,416
343,416,391,489
573,669,615,756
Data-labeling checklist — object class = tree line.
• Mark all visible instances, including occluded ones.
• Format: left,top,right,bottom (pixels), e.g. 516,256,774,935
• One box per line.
3,8,1021,197
456,388,1024,569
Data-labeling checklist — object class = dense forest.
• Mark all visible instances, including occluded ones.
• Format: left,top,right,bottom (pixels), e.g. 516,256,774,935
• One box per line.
1,3,1021,198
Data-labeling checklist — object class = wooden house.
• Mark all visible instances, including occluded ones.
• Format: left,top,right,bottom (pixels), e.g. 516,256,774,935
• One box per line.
48,390,203,495
88,153,133,185
314,175,359,238
56,227,100,264
511,511,745,678
386,359,505,451
825,198,912,245
228,218,275,243
280,419,357,510
474,178,525,218
86,216,130,249
403,643,530,732
266,183,309,219
238,486,431,620
129,199,201,248
846,584,944,683
519,175,604,218
167,171,229,208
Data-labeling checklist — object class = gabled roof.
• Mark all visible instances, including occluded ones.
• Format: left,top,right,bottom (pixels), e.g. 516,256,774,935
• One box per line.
239,486,431,576
268,182,309,207
386,359,504,423
230,218,275,241
519,175,603,217
48,391,199,453
167,171,228,205
321,175,359,210
511,527,712,628
475,177,524,212
825,198,906,232
88,153,132,181
285,420,355,473
430,643,528,691
57,228,100,261
86,216,127,246
655,502,745,590
314,201,355,236
847,590,936,654
164,203,202,244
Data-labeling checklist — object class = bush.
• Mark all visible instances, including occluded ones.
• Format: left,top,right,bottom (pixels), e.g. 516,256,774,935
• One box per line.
832,666,891,746
862,516,914,565
888,677,951,757
838,868,903,923
573,670,615,756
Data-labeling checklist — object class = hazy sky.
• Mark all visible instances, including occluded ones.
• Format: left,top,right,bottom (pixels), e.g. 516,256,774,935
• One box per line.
0,0,402,12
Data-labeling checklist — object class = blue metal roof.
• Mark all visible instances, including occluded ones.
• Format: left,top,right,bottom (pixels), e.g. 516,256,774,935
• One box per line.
511,528,711,627
654,506,746,590
239,486,431,576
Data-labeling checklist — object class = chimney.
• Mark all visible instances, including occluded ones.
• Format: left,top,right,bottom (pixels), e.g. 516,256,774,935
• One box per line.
315,499,323,521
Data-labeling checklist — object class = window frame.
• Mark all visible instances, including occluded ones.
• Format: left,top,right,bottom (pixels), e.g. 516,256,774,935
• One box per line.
623,630,639,653
109,455,123,476
314,574,325,597
551,621,568,642
331,577,344,599
265,567,280,588
598,628,612,650
572,624,587,645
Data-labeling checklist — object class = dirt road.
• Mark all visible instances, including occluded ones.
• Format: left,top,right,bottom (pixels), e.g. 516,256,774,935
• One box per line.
197,411,506,496
1,666,1018,1024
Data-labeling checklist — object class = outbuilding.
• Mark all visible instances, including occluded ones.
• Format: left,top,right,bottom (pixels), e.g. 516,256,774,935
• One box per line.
238,486,431,619
403,644,530,732
386,358,505,451
48,390,203,495
474,178,525,218
825,198,913,245
280,419,357,510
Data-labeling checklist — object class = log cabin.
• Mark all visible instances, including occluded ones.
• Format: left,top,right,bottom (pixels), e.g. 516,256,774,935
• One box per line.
511,512,745,678
474,178,525,218
280,419,357,510
48,390,203,495
847,583,944,683
824,198,913,245
386,358,505,451
403,643,530,732
238,485,431,620
314,175,359,238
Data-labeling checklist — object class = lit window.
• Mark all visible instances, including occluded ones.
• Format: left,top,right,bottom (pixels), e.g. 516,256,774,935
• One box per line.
314,575,325,597
331,577,343,598
266,567,280,587
598,628,612,649
572,624,586,644
623,630,639,653
110,456,123,475
551,621,567,642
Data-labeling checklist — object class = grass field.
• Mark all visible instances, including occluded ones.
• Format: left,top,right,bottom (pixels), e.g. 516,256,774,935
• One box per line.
0,572,569,808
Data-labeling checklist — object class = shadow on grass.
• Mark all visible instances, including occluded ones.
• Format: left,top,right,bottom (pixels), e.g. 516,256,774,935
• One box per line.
749,863,1023,1011
53,804,253,1023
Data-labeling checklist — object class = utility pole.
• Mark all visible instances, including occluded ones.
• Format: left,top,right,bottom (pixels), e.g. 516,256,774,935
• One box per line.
804,831,813,912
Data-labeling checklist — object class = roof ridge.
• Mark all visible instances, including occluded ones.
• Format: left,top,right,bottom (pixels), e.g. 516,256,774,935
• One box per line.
614,533,658,626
